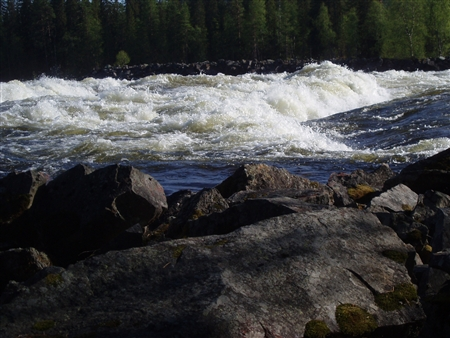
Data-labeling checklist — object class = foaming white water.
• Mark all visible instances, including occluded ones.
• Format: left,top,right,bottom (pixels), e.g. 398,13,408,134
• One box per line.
1,62,450,167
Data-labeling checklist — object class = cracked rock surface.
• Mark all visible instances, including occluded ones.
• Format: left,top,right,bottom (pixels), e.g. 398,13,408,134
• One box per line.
0,208,424,337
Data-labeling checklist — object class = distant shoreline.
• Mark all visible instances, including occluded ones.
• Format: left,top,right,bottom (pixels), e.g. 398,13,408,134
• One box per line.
85,57,450,81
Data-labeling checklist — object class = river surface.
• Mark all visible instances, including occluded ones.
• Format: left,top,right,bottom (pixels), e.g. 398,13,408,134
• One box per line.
1,61,450,194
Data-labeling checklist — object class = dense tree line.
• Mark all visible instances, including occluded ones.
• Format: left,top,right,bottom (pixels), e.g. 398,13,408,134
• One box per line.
1,0,450,81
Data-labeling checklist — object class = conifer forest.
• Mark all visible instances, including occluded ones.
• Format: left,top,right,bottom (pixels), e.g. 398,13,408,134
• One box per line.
1,0,450,81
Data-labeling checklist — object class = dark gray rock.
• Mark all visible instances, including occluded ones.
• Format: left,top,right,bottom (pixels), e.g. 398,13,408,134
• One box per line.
416,266,450,338
227,188,334,206
0,247,51,292
5,164,167,266
216,163,329,200
385,147,450,194
182,198,332,238
432,208,450,253
0,209,424,338
164,188,229,238
0,170,48,225
429,249,450,274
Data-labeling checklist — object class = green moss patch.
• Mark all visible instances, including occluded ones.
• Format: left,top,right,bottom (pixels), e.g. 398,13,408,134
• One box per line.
347,185,375,201
382,250,408,264
336,304,377,337
375,283,418,311
45,273,64,287
172,245,186,259
33,319,55,331
190,209,205,220
304,320,331,338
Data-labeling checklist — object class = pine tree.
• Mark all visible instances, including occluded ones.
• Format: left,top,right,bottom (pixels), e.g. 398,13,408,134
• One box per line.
297,0,312,59
338,7,359,58
245,0,266,59
223,0,244,59
188,0,207,61
279,0,298,59
264,0,278,59
314,2,336,59
360,0,385,58
31,0,55,72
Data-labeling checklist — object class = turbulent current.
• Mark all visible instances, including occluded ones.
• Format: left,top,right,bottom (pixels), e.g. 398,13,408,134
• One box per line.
1,61,450,194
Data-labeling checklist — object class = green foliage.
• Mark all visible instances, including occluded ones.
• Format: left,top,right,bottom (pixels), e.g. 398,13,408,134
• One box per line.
382,0,427,58
335,304,377,337
427,0,450,57
375,283,418,311
314,3,336,59
304,319,331,338
1,0,450,80
115,50,130,67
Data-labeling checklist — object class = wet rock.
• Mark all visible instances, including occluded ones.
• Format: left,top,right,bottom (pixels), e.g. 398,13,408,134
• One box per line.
216,163,329,199
0,247,51,292
5,164,167,266
0,209,424,338
0,170,48,225
385,147,450,194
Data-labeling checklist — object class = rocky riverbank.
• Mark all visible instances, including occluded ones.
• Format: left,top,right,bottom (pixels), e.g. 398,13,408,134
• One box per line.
2,149,450,337
87,57,450,80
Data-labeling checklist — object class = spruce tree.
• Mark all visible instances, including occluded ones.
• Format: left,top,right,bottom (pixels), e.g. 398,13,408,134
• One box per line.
245,0,266,60
314,2,336,59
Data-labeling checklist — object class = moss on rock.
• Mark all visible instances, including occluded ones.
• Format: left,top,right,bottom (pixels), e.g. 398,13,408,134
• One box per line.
45,273,64,287
382,250,408,264
172,245,186,259
347,185,375,201
336,304,377,337
33,319,55,331
304,319,331,338
375,283,418,311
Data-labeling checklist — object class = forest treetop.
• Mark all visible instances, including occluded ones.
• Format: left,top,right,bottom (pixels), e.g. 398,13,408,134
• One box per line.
1,0,449,81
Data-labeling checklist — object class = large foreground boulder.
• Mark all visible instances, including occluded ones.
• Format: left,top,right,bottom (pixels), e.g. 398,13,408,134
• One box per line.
0,208,424,337
2,164,167,266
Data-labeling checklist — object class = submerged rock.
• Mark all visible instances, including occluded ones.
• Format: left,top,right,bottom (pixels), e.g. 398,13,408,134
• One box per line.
0,209,424,338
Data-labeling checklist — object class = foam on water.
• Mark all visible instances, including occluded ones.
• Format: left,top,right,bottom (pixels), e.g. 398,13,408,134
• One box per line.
1,62,450,171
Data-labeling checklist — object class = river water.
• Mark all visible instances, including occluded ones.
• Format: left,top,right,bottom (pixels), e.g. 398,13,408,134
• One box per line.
1,61,450,194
